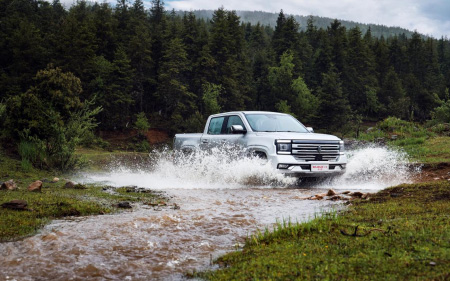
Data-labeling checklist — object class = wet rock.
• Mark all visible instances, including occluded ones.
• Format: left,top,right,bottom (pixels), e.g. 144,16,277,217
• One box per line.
429,261,436,266
172,203,180,210
350,191,364,198
64,181,86,189
361,193,370,199
309,195,324,200
1,199,28,210
65,181,75,188
118,201,132,209
28,180,42,192
41,178,50,183
375,137,386,144
341,191,351,195
52,177,59,183
326,189,336,196
1,179,17,190
327,195,342,201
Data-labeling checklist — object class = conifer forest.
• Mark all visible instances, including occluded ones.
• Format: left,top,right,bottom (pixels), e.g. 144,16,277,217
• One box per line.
1,0,450,166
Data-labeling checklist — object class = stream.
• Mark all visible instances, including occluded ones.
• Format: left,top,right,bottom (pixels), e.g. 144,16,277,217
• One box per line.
0,145,416,280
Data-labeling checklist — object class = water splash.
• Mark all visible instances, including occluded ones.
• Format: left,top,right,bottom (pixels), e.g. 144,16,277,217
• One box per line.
323,144,418,190
82,146,296,189
81,144,417,191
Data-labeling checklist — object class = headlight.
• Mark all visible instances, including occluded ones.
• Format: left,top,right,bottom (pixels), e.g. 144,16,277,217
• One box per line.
339,141,345,152
276,140,292,154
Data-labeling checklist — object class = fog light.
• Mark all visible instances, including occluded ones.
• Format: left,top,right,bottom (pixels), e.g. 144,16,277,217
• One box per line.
340,164,346,169
278,164,290,169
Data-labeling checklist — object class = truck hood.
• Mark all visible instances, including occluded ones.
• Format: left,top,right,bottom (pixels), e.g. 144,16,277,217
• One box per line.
254,132,341,141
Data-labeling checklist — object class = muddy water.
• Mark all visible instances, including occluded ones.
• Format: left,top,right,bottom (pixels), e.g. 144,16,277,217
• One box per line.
1,188,337,281
0,146,416,280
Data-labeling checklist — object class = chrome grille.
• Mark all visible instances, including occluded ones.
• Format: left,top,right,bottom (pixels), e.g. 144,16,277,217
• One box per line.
292,142,339,162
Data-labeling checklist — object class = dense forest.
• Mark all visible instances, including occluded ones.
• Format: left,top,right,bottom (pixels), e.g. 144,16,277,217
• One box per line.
1,0,450,169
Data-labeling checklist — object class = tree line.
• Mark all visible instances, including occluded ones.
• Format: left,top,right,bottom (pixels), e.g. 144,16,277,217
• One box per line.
1,0,450,139
185,10,418,39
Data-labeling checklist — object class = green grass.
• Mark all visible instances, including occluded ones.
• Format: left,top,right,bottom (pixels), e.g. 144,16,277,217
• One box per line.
395,136,450,163
0,150,162,242
357,117,450,163
75,148,151,171
198,181,450,280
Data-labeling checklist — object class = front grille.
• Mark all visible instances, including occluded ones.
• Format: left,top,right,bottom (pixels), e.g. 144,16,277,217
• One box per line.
291,141,340,162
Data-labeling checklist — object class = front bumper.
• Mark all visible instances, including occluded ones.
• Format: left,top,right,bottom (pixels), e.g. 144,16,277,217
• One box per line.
269,154,347,178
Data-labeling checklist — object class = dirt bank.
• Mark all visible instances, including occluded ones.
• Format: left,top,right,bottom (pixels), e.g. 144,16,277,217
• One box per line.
414,162,450,182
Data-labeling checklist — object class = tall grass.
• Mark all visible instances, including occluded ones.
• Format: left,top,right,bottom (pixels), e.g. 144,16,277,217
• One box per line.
18,140,46,170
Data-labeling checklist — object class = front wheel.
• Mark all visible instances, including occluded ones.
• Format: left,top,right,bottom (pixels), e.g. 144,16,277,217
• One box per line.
253,151,267,160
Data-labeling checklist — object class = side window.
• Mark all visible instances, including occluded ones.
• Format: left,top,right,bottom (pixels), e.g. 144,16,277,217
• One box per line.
207,117,225,135
225,115,245,134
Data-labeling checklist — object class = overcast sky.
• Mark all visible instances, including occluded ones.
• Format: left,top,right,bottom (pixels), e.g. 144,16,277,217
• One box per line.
164,0,450,38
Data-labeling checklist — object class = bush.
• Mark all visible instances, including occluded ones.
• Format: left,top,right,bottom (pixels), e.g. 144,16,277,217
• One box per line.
135,140,151,152
4,66,102,171
134,112,150,137
428,100,450,126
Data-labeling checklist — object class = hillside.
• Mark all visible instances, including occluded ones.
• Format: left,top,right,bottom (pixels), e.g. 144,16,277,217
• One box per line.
178,10,418,38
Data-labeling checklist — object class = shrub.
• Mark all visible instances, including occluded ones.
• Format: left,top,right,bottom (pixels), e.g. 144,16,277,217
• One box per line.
428,100,450,126
4,66,102,171
134,112,150,137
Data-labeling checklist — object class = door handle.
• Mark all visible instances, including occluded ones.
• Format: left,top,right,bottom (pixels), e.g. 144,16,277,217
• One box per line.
201,139,208,143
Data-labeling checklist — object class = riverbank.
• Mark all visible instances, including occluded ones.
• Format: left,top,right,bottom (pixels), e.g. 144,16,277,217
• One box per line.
0,151,166,242
198,180,450,280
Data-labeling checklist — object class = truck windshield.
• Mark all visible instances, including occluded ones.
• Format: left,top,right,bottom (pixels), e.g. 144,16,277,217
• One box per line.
245,114,309,133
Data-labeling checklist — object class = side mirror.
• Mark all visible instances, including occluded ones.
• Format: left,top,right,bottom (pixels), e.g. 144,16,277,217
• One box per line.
231,125,246,134
306,127,314,133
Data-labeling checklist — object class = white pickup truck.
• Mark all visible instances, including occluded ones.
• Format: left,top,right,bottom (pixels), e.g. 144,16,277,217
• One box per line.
173,111,347,177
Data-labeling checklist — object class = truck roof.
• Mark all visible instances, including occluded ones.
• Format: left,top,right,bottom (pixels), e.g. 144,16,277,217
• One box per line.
210,111,286,117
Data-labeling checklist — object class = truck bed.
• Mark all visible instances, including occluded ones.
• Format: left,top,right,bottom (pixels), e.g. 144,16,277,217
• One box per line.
173,133,203,151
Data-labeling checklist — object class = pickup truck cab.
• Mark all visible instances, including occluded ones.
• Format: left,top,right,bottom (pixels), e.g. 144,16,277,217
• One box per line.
173,111,347,177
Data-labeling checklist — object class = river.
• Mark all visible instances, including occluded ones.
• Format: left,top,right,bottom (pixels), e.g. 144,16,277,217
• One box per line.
0,145,415,280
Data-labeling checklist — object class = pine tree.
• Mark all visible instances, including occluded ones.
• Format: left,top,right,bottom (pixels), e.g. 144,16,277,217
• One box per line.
344,27,379,117
128,0,153,113
316,65,351,132
209,8,249,110
150,0,167,86
157,38,197,132
56,1,97,89
97,47,135,129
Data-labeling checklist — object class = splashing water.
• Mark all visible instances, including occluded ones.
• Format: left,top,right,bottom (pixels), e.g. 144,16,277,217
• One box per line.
80,144,417,191
82,146,297,189
321,144,417,190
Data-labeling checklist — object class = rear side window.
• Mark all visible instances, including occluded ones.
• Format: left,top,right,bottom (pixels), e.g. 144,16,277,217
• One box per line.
225,115,245,134
207,117,225,134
